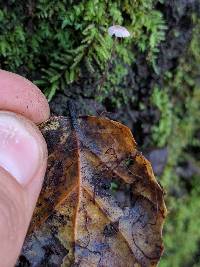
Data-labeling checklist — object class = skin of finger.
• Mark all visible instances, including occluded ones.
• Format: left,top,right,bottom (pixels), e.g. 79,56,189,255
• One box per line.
0,165,47,267
0,70,50,124
0,112,48,267
0,71,49,265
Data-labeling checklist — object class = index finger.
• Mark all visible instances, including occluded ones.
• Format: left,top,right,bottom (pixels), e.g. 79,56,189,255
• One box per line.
0,70,50,124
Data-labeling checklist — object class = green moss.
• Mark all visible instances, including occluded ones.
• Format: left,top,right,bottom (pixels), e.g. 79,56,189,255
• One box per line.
151,17,200,267
0,0,166,101
151,87,173,147
161,177,200,267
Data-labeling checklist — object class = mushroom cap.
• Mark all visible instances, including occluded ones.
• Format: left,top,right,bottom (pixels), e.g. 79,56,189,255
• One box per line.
108,25,130,38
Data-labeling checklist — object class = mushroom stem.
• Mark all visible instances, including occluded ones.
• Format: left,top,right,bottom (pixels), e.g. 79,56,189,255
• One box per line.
97,36,117,94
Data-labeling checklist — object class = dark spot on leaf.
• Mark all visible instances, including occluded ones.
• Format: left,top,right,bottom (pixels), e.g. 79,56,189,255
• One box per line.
103,222,119,237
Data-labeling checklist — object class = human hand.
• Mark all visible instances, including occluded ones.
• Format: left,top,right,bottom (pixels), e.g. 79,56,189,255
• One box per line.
0,70,50,267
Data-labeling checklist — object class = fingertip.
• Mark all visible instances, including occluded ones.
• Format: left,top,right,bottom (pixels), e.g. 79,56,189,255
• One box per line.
0,111,48,186
0,70,50,124
0,111,48,267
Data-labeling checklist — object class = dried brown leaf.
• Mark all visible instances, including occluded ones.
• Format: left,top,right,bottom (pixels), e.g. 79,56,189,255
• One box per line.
17,114,167,267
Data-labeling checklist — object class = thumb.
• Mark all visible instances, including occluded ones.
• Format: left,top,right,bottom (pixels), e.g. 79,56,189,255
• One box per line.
0,111,47,267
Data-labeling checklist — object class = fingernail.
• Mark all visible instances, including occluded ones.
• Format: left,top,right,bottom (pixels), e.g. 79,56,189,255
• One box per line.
0,112,42,185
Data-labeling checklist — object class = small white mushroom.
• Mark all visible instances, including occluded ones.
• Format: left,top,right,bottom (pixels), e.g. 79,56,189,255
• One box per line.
108,25,130,38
